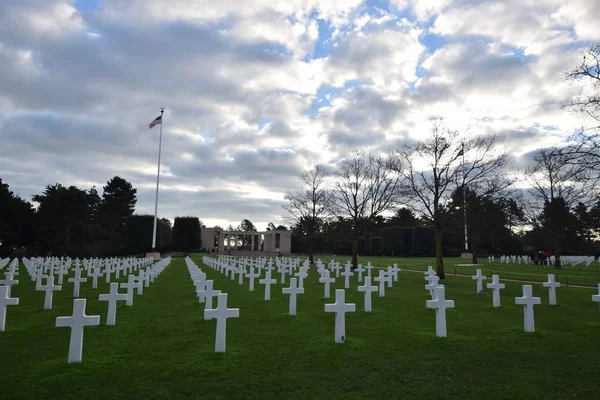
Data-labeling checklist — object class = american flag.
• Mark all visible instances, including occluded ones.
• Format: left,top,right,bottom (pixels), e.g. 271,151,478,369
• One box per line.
149,115,162,129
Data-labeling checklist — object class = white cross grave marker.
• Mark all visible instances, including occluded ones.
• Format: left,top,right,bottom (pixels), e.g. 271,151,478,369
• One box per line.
341,266,354,289
120,275,140,306
245,268,260,292
98,283,127,325
200,280,221,309
39,275,62,310
425,275,440,298
592,284,600,311
543,274,561,305
55,298,100,363
68,268,87,297
374,270,387,297
357,276,377,312
515,285,541,333
324,289,356,343
355,264,365,282
282,278,304,316
259,271,276,301
204,293,240,353
0,286,19,332
319,270,335,299
486,275,505,308
472,269,487,293
426,285,455,338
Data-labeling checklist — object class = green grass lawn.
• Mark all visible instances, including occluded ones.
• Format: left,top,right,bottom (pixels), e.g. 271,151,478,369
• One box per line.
1,255,599,399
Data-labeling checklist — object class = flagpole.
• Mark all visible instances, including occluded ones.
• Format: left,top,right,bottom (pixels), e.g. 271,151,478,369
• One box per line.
151,107,165,252
462,141,468,253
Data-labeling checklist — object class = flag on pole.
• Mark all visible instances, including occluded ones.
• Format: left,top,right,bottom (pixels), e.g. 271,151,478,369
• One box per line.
149,115,162,129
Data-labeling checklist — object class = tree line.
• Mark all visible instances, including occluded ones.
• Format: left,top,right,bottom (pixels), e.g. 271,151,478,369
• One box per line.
285,44,600,277
0,176,208,257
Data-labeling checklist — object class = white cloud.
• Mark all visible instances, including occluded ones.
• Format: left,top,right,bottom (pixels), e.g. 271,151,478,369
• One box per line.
0,0,596,228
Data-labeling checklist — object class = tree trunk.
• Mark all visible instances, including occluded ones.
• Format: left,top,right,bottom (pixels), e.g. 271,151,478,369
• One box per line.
435,229,445,279
308,237,314,265
352,234,359,269
471,251,478,265
554,244,562,269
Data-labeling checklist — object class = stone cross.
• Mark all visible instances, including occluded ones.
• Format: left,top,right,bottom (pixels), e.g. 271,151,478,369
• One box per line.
39,275,62,310
280,267,287,284
120,275,140,306
204,293,240,353
35,272,48,290
245,268,260,292
374,270,387,297
542,274,561,305
237,266,245,285
88,267,102,289
134,273,144,295
55,298,100,363
425,275,440,297
324,289,356,343
56,267,68,285
0,286,19,332
515,285,541,333
295,268,308,289
141,269,151,288
199,280,221,309
259,271,276,301
68,268,87,297
390,264,400,282
486,275,505,308
282,278,304,316
355,264,365,282
592,284,600,311
332,263,342,278
98,282,127,325
426,285,455,338
0,275,19,290
384,268,393,288
425,266,435,277
472,269,487,293
340,266,354,289
319,270,335,299
357,276,377,312
365,262,373,277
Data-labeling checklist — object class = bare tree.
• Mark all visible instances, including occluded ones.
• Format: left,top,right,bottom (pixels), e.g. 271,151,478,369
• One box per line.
526,149,595,206
332,152,401,268
525,148,599,268
283,166,334,264
565,44,600,132
393,124,509,278
554,44,600,175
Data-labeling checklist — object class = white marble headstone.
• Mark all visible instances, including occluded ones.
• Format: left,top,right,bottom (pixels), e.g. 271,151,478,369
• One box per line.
324,289,356,343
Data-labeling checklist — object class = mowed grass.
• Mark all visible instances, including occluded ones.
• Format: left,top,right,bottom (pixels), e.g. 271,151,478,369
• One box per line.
311,255,600,287
0,255,599,400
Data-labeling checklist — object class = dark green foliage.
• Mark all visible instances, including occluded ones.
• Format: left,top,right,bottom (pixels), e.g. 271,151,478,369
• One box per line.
172,216,202,252
0,178,36,256
381,226,404,255
33,184,96,256
98,176,137,252
412,227,434,255
125,215,172,254
238,219,257,232
369,236,381,255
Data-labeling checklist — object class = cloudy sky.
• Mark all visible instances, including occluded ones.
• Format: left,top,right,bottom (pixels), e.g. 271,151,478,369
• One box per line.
1,0,597,230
